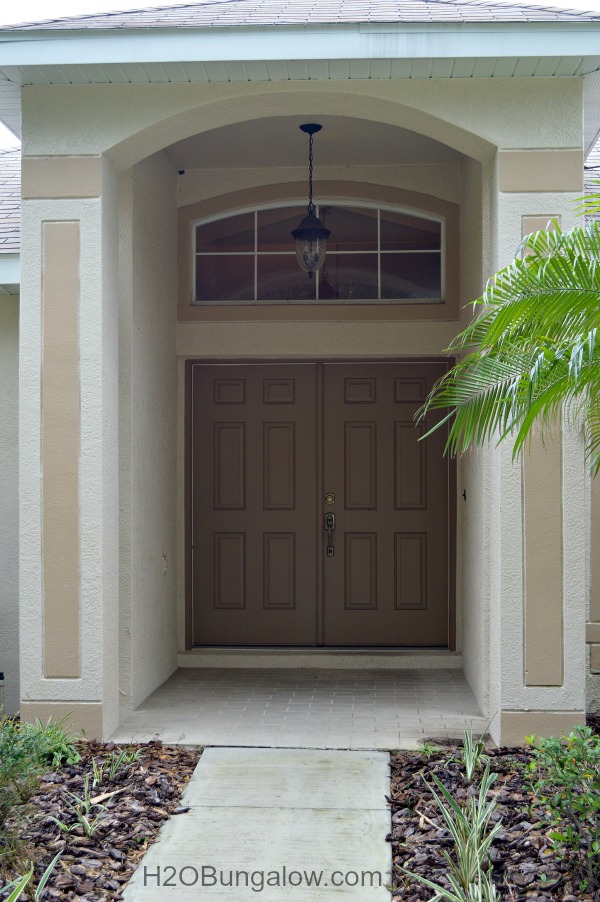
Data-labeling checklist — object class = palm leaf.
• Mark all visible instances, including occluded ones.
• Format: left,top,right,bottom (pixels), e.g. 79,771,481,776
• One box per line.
417,217,600,471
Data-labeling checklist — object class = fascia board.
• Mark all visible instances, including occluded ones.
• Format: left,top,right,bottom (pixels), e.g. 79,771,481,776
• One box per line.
0,23,600,68
0,253,20,285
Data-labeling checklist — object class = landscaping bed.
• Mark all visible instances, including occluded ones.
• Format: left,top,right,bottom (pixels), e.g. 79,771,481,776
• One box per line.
1,739,200,900
388,715,600,901
2,715,599,900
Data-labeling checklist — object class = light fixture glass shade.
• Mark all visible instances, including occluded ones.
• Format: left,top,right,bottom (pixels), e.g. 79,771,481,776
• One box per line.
291,212,331,277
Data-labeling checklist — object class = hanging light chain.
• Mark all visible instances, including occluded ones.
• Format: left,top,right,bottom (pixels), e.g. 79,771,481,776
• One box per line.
307,132,314,214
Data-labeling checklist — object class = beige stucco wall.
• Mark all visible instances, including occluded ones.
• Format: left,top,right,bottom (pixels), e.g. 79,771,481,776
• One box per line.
119,150,179,709
16,71,589,740
19,159,121,739
453,154,500,725
177,162,461,209
22,78,581,168
0,296,19,714
455,156,492,716
486,188,587,745
588,476,600,713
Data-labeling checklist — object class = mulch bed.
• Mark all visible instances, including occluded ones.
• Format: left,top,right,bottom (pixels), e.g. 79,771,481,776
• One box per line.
3,715,600,900
1,740,200,900
388,715,600,902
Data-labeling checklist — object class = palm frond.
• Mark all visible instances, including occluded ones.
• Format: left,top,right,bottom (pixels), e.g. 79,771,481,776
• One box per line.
417,218,600,470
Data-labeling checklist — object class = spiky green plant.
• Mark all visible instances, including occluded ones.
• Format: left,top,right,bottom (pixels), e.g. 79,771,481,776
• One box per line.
1,852,61,901
402,762,502,902
417,196,600,474
462,727,489,782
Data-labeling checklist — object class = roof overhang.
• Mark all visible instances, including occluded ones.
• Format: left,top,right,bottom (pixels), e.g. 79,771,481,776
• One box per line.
0,253,20,292
1,20,600,69
1,20,599,147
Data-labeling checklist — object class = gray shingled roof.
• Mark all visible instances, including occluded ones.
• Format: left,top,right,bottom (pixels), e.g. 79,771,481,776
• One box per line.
5,0,600,30
0,149,20,254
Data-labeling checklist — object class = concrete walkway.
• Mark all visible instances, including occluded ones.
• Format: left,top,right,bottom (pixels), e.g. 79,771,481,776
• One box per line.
124,747,392,900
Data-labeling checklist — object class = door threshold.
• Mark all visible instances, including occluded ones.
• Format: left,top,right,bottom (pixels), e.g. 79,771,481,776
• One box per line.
178,648,462,670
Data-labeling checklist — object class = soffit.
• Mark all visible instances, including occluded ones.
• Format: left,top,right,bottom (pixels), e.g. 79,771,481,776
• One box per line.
0,47,598,143
168,115,463,168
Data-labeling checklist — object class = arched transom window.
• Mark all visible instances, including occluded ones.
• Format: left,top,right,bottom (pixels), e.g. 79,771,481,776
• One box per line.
193,203,444,304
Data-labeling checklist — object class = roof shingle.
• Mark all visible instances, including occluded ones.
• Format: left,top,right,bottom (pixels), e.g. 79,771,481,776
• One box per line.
5,0,600,30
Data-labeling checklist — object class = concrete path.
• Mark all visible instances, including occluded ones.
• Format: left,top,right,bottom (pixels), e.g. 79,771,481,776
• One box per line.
124,747,392,900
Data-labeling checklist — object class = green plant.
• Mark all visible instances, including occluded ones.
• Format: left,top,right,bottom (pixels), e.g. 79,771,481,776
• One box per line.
2,867,32,901
91,756,105,788
526,725,600,889
48,774,122,838
18,717,81,768
106,747,140,780
402,866,498,902
1,851,61,901
90,747,140,789
1,721,42,837
416,193,600,475
402,762,502,902
462,728,489,782
418,741,443,760
1,713,81,854
0,715,80,787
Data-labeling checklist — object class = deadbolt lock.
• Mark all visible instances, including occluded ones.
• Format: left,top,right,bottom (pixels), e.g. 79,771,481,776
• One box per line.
325,492,335,505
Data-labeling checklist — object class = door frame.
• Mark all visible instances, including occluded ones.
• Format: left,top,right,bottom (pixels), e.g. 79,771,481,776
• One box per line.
184,357,456,651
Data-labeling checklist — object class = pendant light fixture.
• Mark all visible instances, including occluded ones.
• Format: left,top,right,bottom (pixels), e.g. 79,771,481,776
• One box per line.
292,123,330,278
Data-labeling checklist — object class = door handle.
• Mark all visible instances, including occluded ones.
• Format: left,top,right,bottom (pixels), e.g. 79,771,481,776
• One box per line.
325,512,336,557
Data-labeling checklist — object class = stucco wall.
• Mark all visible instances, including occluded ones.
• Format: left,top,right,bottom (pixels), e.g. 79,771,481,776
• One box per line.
119,151,179,709
17,71,588,739
487,186,587,745
586,475,600,713
177,162,461,209
19,178,121,738
460,448,493,718
455,158,489,716
0,296,19,715
22,78,581,169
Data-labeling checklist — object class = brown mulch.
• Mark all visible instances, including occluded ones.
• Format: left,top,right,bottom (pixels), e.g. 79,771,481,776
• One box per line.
1,740,200,900
388,714,600,902
3,716,600,900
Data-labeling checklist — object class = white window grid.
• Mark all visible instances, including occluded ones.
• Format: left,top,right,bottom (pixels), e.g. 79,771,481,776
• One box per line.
192,201,445,305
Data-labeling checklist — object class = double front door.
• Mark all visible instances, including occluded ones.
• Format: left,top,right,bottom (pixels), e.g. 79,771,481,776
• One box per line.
190,362,451,647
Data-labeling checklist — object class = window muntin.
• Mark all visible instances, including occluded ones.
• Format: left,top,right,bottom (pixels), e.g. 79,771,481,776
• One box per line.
193,203,444,304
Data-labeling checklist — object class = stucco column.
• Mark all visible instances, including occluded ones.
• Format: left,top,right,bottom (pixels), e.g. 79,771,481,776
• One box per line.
19,155,119,739
587,478,600,712
488,150,587,746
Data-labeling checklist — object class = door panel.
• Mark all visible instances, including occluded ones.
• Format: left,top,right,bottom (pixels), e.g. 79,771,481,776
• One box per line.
322,363,449,646
190,361,451,647
191,364,318,645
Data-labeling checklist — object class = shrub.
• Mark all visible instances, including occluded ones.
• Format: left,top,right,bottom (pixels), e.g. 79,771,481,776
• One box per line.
0,715,80,873
527,725,600,891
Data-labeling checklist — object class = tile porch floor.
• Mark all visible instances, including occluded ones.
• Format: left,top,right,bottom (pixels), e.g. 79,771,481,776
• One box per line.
110,667,487,749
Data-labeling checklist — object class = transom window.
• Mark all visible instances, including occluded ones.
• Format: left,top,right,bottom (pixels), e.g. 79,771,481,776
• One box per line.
193,203,444,304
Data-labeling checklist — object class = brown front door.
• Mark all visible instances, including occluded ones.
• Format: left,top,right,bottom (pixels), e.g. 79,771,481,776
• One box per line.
191,364,318,645
322,363,449,646
190,361,451,647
